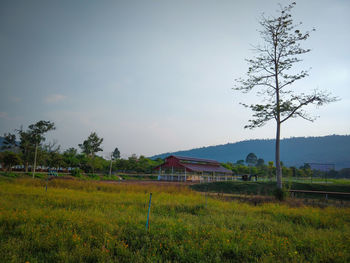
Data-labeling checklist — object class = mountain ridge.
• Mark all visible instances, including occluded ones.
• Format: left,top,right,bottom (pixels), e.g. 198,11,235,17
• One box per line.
151,135,350,169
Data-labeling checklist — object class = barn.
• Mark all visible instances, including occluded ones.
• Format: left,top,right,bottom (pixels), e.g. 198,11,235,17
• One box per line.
155,155,233,182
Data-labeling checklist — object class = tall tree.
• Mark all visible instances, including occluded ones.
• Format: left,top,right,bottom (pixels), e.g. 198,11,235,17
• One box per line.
63,148,79,169
246,152,257,177
109,147,120,176
28,121,56,178
234,2,337,189
44,141,62,170
245,153,258,167
112,147,120,160
0,151,21,171
79,132,103,174
17,128,34,173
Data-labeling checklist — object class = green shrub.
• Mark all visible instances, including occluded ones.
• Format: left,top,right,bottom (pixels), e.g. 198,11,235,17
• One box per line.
34,173,46,179
70,168,82,177
273,187,289,201
87,173,100,180
0,172,18,178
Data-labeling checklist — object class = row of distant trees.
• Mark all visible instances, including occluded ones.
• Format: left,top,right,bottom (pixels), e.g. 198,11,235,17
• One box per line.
221,152,313,178
0,120,162,175
221,152,350,179
1,120,349,178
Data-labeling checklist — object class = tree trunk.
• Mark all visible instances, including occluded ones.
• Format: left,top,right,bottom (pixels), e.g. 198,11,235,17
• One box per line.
25,162,28,173
109,158,113,176
274,45,282,189
92,155,95,175
275,122,282,189
32,143,38,178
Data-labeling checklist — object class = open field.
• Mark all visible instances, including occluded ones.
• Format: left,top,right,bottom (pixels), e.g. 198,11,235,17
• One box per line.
1,177,350,262
191,180,350,201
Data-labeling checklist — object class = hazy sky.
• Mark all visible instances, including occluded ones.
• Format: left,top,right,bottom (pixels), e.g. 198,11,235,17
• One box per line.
1,0,349,158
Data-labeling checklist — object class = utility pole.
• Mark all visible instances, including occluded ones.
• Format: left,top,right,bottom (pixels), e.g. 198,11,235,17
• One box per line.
109,152,113,176
32,143,38,178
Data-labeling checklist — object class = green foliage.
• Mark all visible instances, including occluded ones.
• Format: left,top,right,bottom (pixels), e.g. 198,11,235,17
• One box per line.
112,147,120,160
234,2,336,129
245,152,257,166
78,132,104,174
0,151,21,171
33,173,46,179
191,181,350,200
236,159,244,165
113,155,162,174
14,120,55,173
273,187,289,201
63,147,80,168
0,179,349,262
70,168,82,177
79,132,103,157
28,120,56,145
17,129,35,171
46,148,63,169
0,172,19,178
233,2,338,189
87,173,100,180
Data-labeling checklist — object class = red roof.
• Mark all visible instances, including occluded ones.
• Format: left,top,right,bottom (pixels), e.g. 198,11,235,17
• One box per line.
156,155,232,174
167,155,220,165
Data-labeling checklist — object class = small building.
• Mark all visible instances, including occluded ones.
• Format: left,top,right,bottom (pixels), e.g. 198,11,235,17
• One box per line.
154,155,233,182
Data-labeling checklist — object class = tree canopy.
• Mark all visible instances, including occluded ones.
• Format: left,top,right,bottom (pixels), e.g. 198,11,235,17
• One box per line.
112,147,120,160
245,153,258,166
79,132,103,157
234,2,337,188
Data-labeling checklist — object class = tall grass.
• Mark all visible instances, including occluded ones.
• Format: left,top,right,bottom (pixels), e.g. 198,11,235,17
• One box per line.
0,178,349,262
191,181,350,200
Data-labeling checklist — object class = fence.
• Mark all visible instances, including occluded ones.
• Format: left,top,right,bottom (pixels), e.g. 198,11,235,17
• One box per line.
157,173,238,183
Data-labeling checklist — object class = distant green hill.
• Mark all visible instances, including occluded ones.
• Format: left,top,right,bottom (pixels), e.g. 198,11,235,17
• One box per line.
151,135,350,169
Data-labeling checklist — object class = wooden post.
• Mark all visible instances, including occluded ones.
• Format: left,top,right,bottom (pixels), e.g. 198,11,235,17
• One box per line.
109,153,113,176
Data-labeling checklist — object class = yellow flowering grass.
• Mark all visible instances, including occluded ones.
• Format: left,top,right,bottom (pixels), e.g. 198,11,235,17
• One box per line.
0,178,349,262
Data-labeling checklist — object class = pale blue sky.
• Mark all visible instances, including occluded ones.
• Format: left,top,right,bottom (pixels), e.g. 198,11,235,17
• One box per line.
1,0,349,158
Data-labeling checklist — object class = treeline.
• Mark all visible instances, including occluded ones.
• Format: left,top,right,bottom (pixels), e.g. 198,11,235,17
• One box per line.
221,152,350,179
0,120,162,175
1,120,350,178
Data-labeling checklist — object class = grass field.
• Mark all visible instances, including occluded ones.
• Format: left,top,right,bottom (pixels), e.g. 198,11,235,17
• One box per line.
191,181,350,201
1,177,350,262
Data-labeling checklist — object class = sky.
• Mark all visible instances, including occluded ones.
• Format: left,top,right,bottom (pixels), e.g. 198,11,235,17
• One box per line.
0,0,349,159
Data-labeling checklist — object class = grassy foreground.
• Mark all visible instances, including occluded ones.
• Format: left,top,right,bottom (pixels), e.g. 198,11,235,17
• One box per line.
1,178,350,262
191,181,350,200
